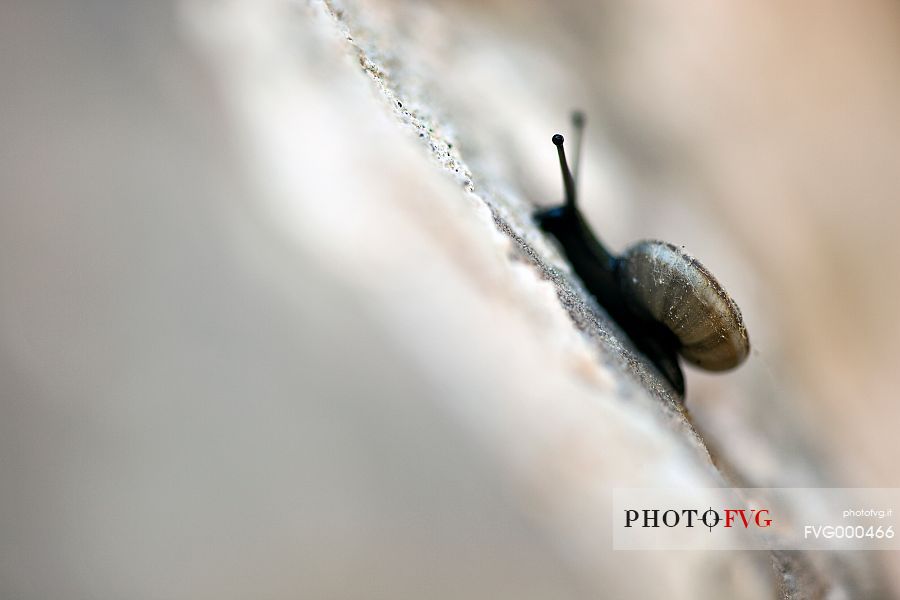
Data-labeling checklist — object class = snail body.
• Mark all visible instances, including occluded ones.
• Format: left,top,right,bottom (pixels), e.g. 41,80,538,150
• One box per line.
535,116,749,396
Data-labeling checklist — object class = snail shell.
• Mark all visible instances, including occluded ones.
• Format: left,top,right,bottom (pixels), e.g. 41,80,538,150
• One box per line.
617,241,750,371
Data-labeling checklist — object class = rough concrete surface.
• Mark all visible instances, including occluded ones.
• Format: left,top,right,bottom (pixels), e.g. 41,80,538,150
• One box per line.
1,0,897,598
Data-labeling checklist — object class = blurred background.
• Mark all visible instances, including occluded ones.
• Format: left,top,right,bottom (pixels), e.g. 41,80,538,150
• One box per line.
2,0,899,597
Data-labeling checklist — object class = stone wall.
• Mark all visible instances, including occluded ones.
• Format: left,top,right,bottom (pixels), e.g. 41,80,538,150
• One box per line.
2,0,898,597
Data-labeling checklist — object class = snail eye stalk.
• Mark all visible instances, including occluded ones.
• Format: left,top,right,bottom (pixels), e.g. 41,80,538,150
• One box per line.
552,134,578,210
570,111,586,185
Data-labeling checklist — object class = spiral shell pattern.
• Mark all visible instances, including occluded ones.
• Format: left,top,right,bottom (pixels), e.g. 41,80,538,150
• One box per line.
617,241,749,371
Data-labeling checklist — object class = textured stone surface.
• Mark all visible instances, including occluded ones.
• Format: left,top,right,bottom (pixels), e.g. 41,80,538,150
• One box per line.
0,0,896,598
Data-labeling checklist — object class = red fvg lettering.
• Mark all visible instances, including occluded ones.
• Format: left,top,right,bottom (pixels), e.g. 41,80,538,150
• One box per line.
724,509,772,528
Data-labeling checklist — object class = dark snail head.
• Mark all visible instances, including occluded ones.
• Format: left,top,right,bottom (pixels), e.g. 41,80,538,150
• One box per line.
534,112,749,396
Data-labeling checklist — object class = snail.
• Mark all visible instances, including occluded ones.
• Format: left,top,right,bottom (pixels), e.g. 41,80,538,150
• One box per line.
535,112,749,396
